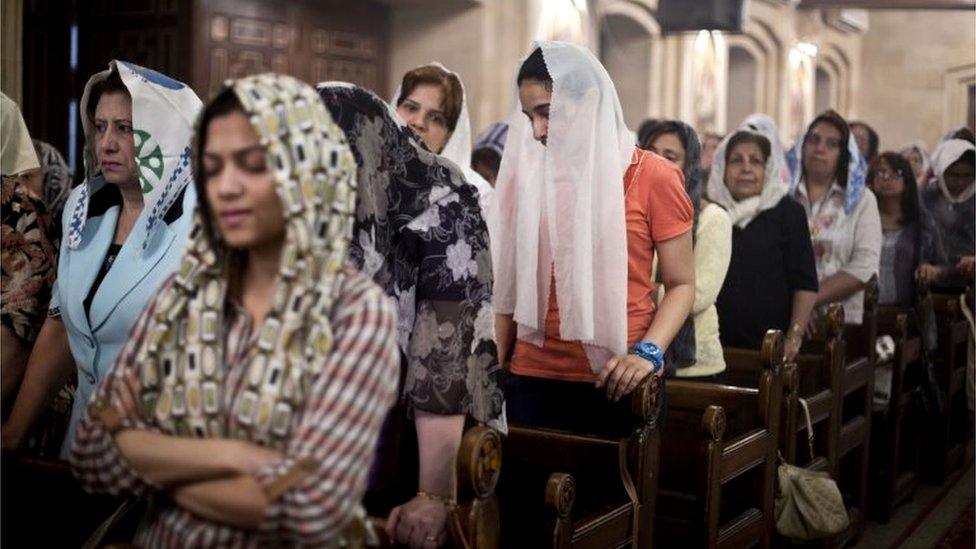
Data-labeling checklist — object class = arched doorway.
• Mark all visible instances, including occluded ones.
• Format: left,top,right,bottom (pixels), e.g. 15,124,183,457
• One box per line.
815,65,833,115
599,12,653,128
726,45,758,130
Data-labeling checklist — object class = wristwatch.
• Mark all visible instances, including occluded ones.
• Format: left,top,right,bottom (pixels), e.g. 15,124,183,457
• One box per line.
629,341,664,374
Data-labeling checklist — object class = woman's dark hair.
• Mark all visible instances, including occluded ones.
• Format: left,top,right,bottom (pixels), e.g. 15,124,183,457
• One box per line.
638,119,703,218
471,147,501,179
952,150,976,169
638,120,682,152
517,48,552,88
803,109,852,187
724,130,771,165
396,65,464,132
194,89,247,248
850,120,879,161
867,151,919,226
951,127,975,144
636,118,660,148
86,71,132,122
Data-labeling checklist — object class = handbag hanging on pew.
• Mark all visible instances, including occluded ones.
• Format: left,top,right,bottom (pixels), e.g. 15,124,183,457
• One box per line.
773,398,850,540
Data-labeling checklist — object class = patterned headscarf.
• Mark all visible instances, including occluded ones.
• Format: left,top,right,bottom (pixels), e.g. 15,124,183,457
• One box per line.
787,115,867,216
32,140,71,217
70,60,202,250
133,74,358,447
317,83,505,431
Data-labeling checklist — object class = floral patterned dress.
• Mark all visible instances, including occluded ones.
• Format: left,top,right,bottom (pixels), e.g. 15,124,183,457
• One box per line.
317,84,505,432
1,178,58,342
1,177,72,456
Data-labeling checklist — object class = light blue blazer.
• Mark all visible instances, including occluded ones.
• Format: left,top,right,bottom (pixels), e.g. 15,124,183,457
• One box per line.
51,178,196,458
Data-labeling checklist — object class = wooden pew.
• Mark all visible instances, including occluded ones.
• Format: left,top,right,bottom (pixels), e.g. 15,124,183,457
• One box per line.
790,303,846,476
868,308,923,523
921,288,974,483
722,334,800,467
827,277,877,546
370,425,503,548
498,376,663,548
448,426,503,548
721,307,857,548
772,304,849,548
655,331,785,549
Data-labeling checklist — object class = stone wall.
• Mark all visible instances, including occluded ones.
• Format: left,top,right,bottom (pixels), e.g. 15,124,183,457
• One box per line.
856,9,975,153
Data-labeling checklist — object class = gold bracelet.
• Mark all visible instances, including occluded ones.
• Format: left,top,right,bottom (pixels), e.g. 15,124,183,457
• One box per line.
417,490,457,508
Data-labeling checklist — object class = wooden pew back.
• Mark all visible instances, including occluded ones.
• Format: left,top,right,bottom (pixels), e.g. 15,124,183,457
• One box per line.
656,331,784,548
499,376,663,548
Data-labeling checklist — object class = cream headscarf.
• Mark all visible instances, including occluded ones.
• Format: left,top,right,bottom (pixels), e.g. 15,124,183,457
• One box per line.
0,92,39,177
493,41,633,369
707,114,791,228
134,74,358,447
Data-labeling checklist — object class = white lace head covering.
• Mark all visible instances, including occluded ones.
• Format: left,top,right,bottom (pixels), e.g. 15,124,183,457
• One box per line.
492,41,633,369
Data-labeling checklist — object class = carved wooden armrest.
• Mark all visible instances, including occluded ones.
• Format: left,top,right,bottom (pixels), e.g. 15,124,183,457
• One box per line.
545,472,576,519
701,405,726,443
457,426,502,502
630,373,663,428
454,426,502,549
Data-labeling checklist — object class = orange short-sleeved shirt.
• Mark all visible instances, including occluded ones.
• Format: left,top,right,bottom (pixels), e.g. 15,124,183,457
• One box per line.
510,148,693,382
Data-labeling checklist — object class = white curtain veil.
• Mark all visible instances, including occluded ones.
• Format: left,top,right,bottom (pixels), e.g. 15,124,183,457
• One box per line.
492,41,633,370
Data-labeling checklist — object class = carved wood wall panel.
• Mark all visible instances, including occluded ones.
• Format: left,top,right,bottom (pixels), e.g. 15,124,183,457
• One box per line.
21,0,387,175
194,0,389,97
22,1,72,159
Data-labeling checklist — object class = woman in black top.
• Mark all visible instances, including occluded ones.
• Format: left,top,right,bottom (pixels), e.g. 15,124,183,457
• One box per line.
709,129,820,361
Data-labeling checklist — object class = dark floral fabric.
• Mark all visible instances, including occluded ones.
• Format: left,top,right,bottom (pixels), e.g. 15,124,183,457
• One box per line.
317,84,505,431
1,177,58,343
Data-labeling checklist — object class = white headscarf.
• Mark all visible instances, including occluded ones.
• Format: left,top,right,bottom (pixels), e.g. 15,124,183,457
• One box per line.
707,114,790,228
900,140,932,183
492,41,633,370
739,114,791,187
932,138,976,204
392,62,494,221
70,60,202,250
